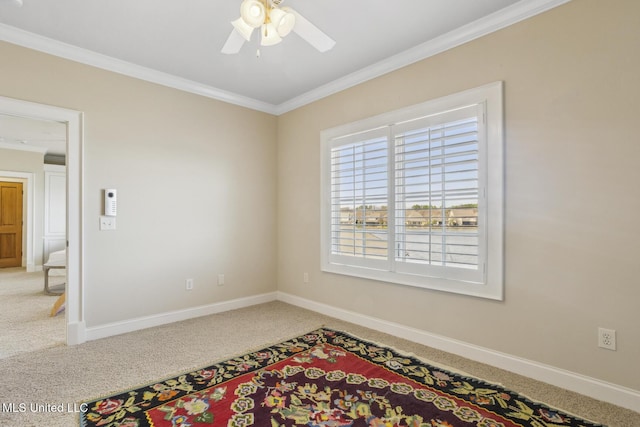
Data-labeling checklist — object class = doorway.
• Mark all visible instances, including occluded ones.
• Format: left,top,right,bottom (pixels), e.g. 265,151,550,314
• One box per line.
0,116,67,357
0,96,84,346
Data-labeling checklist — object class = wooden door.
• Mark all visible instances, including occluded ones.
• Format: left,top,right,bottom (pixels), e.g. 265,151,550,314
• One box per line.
0,181,23,268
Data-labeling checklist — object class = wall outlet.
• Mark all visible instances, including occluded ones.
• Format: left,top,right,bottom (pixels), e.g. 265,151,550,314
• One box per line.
185,278,194,291
218,274,225,286
598,327,616,350
303,272,309,283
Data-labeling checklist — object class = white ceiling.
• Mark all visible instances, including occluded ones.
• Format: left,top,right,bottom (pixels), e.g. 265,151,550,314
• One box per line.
0,0,568,155
0,113,66,156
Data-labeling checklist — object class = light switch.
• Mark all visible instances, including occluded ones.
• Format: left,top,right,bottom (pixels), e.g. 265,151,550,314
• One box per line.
100,215,116,230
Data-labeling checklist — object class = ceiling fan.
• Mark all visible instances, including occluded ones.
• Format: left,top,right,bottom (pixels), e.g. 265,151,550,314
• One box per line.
222,0,335,55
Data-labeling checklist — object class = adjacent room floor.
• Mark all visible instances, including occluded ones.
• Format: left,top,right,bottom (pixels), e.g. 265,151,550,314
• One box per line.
0,267,66,359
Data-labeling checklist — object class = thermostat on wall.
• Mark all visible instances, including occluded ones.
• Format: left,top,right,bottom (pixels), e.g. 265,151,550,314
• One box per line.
104,189,117,216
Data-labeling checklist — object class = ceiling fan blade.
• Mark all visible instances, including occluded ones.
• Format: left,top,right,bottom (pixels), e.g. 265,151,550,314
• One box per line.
290,10,335,53
221,29,246,54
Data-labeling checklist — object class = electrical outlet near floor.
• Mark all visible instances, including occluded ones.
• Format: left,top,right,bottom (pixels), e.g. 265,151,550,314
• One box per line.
185,278,194,291
598,327,616,350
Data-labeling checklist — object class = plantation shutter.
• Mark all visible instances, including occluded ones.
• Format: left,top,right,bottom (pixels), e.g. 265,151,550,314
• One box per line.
321,83,503,298
329,128,390,269
393,104,486,283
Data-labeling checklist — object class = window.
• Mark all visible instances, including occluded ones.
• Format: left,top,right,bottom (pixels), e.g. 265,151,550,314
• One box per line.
321,82,504,300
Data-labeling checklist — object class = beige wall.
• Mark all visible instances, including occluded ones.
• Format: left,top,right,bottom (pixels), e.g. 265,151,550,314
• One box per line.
0,41,279,327
277,0,640,391
0,148,45,266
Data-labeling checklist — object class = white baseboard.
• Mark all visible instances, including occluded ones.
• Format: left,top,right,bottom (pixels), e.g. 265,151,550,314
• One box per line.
66,321,86,346
84,292,278,342
276,291,640,413
76,289,639,412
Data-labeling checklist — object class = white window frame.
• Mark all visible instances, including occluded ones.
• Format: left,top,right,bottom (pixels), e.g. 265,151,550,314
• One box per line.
320,82,504,300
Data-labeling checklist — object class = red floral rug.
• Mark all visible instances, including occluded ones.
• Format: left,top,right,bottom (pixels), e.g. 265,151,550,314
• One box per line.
81,328,603,427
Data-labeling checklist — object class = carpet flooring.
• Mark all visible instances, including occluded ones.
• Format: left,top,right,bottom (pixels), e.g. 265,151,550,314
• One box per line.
0,296,638,426
0,268,66,359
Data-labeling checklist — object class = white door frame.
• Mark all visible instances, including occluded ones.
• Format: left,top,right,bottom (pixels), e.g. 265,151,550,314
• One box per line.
0,96,85,345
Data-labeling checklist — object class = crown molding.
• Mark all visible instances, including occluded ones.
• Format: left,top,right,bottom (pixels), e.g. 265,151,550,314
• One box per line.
0,24,278,115
275,0,571,114
1,0,570,116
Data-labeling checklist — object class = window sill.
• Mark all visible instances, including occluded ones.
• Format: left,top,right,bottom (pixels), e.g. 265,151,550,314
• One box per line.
321,261,503,300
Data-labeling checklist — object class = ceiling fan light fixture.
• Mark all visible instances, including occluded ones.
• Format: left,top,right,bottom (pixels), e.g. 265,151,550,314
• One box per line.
240,0,266,28
232,17,255,41
260,22,282,46
270,7,296,37
222,0,334,54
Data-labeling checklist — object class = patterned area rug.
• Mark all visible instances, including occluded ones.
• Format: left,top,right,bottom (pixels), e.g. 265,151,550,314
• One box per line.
81,328,603,427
